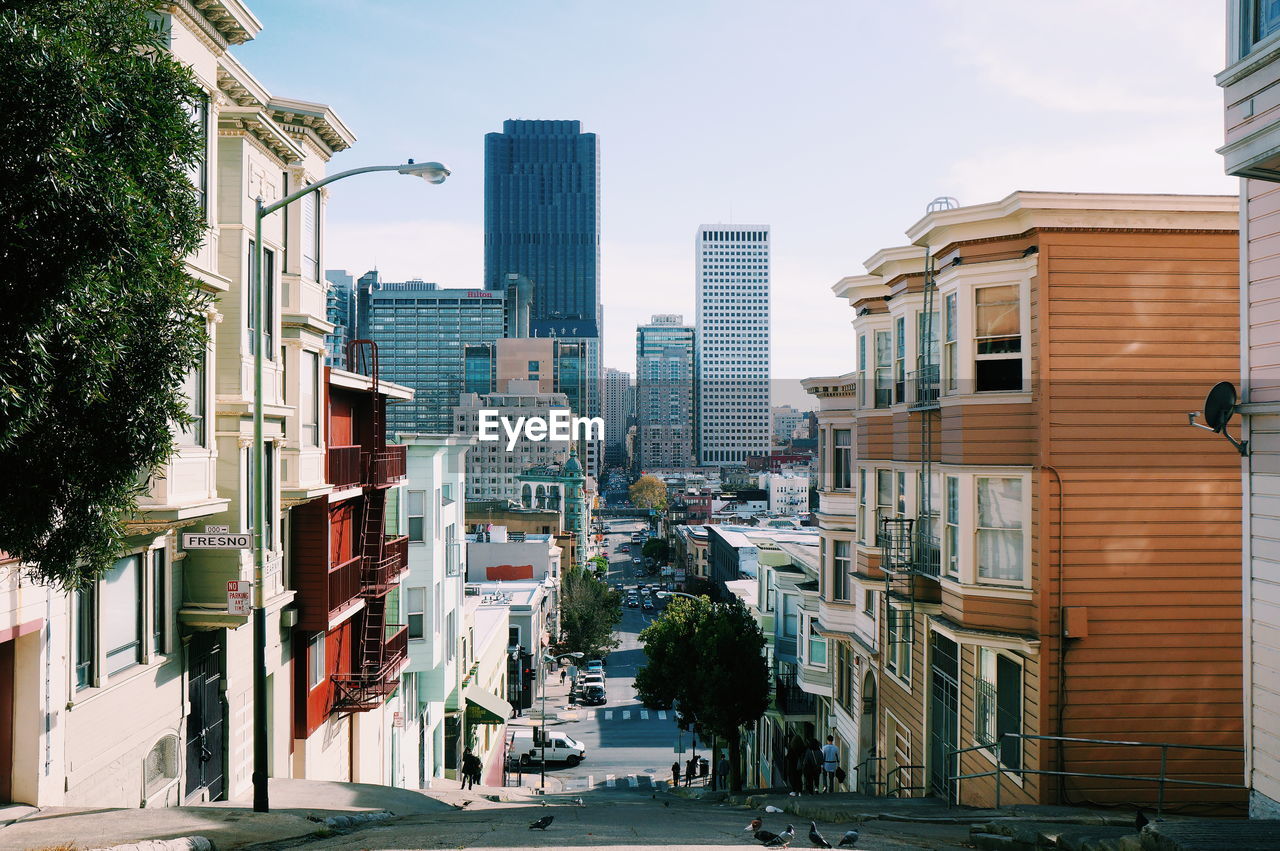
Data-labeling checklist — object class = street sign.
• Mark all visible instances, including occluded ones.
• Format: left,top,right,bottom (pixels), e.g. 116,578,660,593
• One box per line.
205,524,229,534
226,580,251,615
264,553,282,576
674,738,686,754
392,711,404,728
184,532,252,549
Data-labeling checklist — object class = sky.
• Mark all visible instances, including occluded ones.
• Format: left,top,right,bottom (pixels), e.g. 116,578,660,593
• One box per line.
237,0,1233,391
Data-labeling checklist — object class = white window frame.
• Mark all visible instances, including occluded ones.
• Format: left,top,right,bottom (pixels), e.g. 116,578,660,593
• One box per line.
308,633,325,690
975,476,1026,586
407,587,426,640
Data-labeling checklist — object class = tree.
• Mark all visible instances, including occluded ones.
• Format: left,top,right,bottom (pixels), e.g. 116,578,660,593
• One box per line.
587,554,610,579
0,1,208,587
635,596,769,791
629,475,668,511
641,538,670,563
557,564,622,659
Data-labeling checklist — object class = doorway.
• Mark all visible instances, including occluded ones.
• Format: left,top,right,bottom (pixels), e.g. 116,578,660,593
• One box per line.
857,671,877,794
0,639,14,803
184,632,226,801
928,632,959,802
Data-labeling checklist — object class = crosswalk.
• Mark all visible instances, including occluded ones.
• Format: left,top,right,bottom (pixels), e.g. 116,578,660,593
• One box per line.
569,773,671,791
595,708,667,722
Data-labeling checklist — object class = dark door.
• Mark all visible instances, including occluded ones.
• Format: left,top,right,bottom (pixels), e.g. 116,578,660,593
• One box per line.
185,632,225,800
0,639,14,803
928,632,959,802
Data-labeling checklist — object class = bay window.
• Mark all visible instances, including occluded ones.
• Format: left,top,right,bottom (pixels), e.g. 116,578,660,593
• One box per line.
857,467,867,541
974,285,1021,392
944,292,957,392
807,616,827,666
944,476,960,577
301,350,320,447
976,648,1023,770
857,333,867,405
875,470,893,546
976,477,1024,583
407,587,425,639
833,429,852,491
886,604,911,682
103,554,142,676
893,316,906,404
179,352,206,447
74,586,95,691
874,330,892,408
407,490,425,542
301,190,320,281
833,539,851,602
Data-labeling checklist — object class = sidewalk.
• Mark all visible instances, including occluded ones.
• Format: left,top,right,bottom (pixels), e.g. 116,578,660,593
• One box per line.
0,778,452,851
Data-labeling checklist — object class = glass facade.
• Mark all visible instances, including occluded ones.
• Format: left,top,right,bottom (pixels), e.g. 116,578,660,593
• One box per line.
636,315,695,469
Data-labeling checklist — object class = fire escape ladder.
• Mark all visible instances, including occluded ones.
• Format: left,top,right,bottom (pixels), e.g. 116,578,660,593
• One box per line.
880,516,916,646
915,248,942,578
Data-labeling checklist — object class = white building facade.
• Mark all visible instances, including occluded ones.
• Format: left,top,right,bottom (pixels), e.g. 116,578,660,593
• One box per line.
759,472,810,516
454,384,574,503
695,226,771,465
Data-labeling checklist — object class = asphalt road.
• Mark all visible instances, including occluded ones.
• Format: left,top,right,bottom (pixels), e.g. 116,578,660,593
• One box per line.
524,521,715,795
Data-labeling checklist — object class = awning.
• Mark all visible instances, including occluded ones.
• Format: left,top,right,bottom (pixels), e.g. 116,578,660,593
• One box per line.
464,685,513,725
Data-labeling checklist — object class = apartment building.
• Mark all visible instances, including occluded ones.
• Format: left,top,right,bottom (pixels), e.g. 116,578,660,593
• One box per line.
288,365,412,784
636,314,695,470
1216,2,1280,819
453,385,575,502
805,192,1243,809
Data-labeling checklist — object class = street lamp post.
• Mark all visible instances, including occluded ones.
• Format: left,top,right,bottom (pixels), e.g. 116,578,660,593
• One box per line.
249,160,449,813
540,651,583,793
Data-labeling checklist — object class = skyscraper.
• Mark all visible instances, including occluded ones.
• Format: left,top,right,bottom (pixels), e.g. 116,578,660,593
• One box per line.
323,269,357,366
485,119,602,473
602,367,632,468
636,314,695,470
695,226,771,465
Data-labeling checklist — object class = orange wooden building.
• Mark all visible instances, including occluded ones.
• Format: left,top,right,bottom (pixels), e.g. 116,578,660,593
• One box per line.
806,192,1245,810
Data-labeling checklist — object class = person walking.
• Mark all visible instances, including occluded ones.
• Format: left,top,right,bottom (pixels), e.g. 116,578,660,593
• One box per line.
671,760,681,788
821,735,840,793
686,756,697,786
461,749,481,790
785,735,805,796
560,667,567,685
718,754,731,790
802,738,822,794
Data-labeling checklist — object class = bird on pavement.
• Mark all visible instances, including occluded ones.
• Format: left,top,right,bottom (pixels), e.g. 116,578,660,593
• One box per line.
529,815,554,830
765,805,784,813
1135,809,1149,831
838,829,859,847
763,825,795,847
754,827,780,845
745,818,763,832
572,797,585,807
808,821,831,848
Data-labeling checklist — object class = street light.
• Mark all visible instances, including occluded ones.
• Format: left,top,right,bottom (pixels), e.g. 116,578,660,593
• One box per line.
655,591,701,602
250,159,450,813
540,651,583,792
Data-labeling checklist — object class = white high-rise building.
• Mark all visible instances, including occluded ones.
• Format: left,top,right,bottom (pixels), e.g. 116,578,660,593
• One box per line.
695,225,771,465
602,367,631,467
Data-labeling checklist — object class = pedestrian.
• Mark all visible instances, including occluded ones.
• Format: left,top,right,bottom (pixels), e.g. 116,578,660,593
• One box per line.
462,749,480,790
560,668,567,685
718,755,731,789
786,735,805,796
802,738,822,794
671,760,681,787
821,735,840,793
686,756,697,786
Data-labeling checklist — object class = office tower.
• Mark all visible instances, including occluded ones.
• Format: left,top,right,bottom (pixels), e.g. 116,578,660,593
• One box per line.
636,314,695,470
771,404,806,443
454,383,574,502
324,269,356,366
695,226,771,465
603,368,632,468
357,275,508,433
484,119,602,474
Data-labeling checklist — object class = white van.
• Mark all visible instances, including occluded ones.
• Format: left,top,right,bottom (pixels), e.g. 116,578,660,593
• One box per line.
508,729,586,766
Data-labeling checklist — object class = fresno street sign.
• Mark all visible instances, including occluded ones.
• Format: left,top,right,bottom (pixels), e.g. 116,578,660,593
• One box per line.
182,525,252,549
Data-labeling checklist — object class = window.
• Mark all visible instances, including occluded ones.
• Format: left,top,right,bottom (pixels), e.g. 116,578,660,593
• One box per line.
247,240,257,354
151,549,166,655
186,93,209,214
874,330,892,408
857,334,867,404
103,554,142,676
976,648,1023,770
301,350,320,447
976,478,1024,583
301,191,320,281
75,585,95,691
893,316,906,403
833,540,852,602
917,309,939,403
1247,0,1280,49
264,248,275,360
308,633,325,689
407,587,425,639
782,594,798,638
875,470,893,545
179,352,206,447
857,467,867,541
508,625,521,649
863,586,875,616
945,476,960,577
407,490,425,542
974,285,1021,392
833,429,852,491
807,617,827,666
886,604,911,681
944,293,957,392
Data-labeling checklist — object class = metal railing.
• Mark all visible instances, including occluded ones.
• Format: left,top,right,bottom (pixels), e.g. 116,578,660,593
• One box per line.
885,763,926,798
853,755,884,796
327,554,363,618
915,531,941,576
907,365,940,410
362,535,409,593
366,445,407,485
773,673,816,715
328,445,363,490
947,733,1246,818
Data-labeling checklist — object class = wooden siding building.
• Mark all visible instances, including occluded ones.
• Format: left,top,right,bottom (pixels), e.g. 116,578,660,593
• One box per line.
807,192,1244,810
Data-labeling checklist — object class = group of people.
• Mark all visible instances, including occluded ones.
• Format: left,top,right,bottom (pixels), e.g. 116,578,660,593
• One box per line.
670,754,732,789
460,749,483,790
786,735,843,796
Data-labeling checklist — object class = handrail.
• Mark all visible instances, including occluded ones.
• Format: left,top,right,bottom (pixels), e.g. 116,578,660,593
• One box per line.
853,755,884,796
885,763,926,798
946,733,1245,817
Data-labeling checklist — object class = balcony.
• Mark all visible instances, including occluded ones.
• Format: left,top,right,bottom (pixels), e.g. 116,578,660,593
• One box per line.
330,623,409,712
915,531,941,577
907,365,940,410
774,672,817,716
327,554,363,619
366,445,407,486
361,535,409,594
328,445,363,490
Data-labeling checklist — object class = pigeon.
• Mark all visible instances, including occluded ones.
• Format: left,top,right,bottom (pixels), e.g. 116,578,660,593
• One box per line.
755,828,781,844
745,818,763,832
838,829,859,847
1135,809,1149,831
572,797,585,807
664,801,670,808
529,815,554,830
765,805,784,813
763,825,795,847
808,821,832,848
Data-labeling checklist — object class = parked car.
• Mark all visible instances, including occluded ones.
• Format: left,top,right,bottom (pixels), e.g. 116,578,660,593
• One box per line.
509,730,586,766
581,684,607,706
586,659,604,673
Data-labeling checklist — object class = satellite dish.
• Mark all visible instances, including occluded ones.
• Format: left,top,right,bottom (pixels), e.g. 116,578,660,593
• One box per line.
1203,381,1238,433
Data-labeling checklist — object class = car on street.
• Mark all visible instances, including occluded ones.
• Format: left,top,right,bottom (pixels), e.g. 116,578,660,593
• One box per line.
580,684,607,705
509,730,587,766
642,598,654,610
626,597,639,607
586,659,604,673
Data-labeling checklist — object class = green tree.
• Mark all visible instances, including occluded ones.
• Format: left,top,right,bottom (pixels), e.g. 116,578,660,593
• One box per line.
558,564,623,659
641,537,669,562
588,554,610,579
635,596,769,791
629,475,668,510
0,1,208,587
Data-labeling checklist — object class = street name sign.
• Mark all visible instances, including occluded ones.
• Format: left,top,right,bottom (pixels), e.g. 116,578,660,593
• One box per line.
184,531,252,549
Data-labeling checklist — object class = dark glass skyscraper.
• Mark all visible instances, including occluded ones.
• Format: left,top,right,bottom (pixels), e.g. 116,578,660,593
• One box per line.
484,120,601,339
